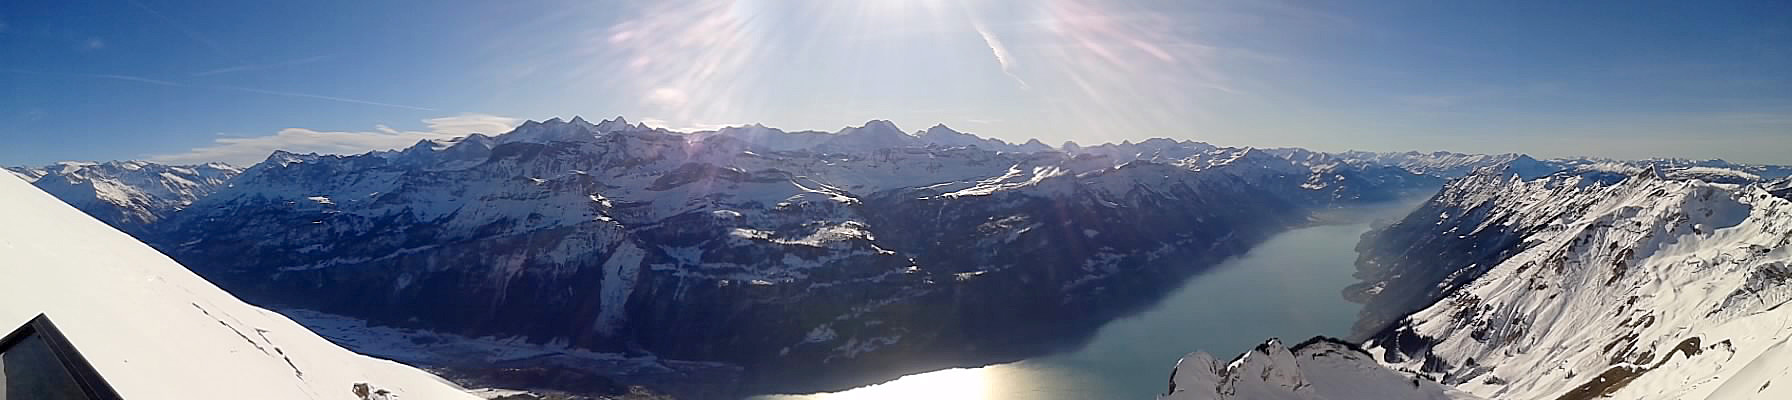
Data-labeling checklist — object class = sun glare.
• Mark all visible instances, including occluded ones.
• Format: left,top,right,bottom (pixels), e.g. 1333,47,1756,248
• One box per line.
761,367,996,400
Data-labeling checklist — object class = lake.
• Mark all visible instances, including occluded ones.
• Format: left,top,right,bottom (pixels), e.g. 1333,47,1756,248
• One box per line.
751,201,1420,400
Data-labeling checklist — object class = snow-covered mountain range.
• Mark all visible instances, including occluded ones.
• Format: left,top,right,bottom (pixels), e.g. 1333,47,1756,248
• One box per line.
13,115,1792,398
7,116,1468,395
139,117,1458,394
5,160,239,236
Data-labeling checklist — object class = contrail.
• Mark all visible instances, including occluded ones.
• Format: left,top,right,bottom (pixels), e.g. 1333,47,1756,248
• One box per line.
89,74,181,87
122,0,241,63
194,55,335,77
973,21,1029,90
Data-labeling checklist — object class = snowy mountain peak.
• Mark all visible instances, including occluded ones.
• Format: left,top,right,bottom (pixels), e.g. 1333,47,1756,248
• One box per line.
1019,138,1055,153
403,138,439,152
593,115,633,132
914,123,1020,150
497,116,605,144
264,150,323,167
1493,154,1564,180
814,119,923,153
859,119,903,133
838,119,909,139
457,132,494,145
922,123,961,136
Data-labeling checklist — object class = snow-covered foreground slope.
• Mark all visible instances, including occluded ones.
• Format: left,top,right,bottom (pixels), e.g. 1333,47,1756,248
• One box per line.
1157,165,1792,400
1351,166,1792,399
1366,172,1792,399
1159,337,1473,400
0,172,475,400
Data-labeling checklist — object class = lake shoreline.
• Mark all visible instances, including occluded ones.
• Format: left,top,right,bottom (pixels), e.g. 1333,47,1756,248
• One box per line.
752,198,1428,399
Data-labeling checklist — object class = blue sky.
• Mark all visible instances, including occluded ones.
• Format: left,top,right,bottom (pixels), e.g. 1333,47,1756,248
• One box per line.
2,0,1789,165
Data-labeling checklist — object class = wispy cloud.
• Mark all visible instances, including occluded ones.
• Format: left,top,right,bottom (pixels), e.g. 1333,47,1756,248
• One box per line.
972,22,1029,89
213,85,436,111
146,114,521,165
81,38,107,50
417,114,523,136
193,55,334,77
89,74,178,86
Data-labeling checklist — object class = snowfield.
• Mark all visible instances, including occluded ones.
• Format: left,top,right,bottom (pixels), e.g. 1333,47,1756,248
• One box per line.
1368,171,1792,400
1162,166,1792,400
0,172,476,399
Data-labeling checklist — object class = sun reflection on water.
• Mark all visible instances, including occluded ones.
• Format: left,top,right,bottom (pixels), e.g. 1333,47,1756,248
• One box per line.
755,366,1002,400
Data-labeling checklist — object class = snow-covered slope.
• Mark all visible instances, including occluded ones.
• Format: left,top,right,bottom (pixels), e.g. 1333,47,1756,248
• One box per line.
0,172,475,400
1361,170,1792,399
4,160,239,234
1155,162,1792,400
1159,337,1471,400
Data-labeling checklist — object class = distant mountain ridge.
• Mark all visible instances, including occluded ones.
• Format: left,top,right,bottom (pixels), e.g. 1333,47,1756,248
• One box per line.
5,160,240,236
7,116,1451,396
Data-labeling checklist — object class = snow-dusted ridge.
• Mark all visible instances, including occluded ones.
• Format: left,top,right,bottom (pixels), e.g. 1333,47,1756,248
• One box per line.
4,160,239,234
1161,162,1792,400
0,172,475,399
1152,160,1792,400
1358,170,1792,399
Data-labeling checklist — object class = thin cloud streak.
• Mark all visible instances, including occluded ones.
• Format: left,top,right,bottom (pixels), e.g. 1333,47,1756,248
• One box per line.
193,55,335,77
90,74,179,86
214,86,436,111
123,0,240,62
147,114,520,165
